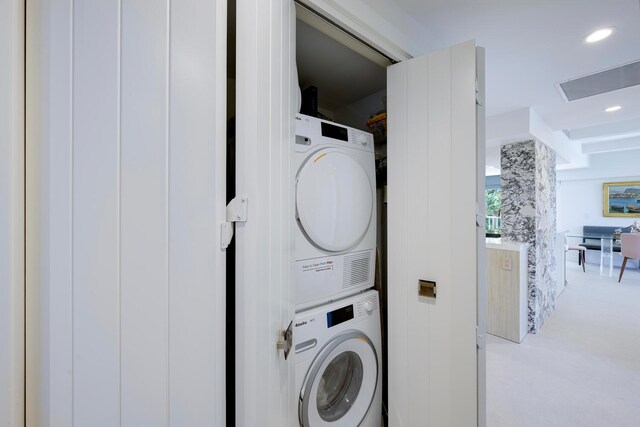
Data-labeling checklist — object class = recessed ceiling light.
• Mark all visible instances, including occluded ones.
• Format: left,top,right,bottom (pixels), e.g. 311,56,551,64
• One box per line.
585,27,614,43
604,105,622,112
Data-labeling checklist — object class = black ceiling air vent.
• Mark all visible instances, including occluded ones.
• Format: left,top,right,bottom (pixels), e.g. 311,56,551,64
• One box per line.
557,60,640,101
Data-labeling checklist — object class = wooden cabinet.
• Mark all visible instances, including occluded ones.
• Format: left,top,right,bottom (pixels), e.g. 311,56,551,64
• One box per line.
486,240,528,343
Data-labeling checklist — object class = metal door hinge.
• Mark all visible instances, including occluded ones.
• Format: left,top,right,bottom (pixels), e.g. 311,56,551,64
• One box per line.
475,77,484,106
476,328,486,350
277,321,293,360
475,202,483,229
220,196,248,249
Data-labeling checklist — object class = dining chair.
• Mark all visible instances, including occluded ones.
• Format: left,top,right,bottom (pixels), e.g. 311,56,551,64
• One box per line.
565,235,586,273
618,233,640,282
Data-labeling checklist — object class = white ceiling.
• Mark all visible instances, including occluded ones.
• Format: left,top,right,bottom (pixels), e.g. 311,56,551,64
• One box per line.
371,0,640,173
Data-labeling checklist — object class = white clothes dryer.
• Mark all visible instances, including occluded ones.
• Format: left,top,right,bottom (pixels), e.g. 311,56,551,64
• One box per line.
295,114,376,310
294,290,382,427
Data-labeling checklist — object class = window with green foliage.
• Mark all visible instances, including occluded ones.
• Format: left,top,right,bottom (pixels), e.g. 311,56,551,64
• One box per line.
486,189,501,216
485,189,501,234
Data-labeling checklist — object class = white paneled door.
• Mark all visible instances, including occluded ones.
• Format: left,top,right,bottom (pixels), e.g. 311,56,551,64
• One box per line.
26,0,227,425
387,40,486,426
234,0,297,425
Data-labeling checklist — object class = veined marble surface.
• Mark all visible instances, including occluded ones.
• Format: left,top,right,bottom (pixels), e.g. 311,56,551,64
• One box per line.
535,141,557,331
501,140,557,333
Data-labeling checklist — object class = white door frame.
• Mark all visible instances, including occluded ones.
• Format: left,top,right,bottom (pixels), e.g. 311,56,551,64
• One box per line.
0,0,25,425
476,47,488,427
234,1,413,425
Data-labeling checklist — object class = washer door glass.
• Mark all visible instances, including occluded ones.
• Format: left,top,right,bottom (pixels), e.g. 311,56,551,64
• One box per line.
316,351,363,422
296,149,373,252
300,331,378,426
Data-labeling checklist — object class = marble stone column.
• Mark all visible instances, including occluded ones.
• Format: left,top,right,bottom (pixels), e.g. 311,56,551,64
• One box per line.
501,140,557,333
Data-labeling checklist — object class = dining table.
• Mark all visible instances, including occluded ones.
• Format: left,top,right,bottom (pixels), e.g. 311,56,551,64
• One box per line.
566,233,615,277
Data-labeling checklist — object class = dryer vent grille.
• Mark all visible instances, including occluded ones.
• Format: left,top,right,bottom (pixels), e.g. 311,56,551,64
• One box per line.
343,252,371,288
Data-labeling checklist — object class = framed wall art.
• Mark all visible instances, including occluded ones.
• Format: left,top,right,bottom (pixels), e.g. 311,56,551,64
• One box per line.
603,181,640,217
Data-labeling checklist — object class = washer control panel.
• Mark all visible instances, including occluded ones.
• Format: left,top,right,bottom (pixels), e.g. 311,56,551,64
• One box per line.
355,295,378,318
293,290,380,361
324,293,379,328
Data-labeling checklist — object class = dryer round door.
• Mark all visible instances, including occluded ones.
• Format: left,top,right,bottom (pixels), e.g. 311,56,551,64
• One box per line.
299,331,378,427
296,149,373,252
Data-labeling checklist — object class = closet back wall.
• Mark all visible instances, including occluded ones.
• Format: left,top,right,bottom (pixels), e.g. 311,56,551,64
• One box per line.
26,1,227,425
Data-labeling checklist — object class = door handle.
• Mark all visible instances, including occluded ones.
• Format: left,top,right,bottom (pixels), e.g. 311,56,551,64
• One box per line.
418,279,437,298
276,321,293,360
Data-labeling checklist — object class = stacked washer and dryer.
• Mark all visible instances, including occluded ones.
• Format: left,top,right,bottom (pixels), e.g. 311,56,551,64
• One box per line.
293,114,382,426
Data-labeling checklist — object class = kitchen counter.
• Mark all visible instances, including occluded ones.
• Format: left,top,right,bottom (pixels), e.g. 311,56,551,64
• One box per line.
486,238,529,252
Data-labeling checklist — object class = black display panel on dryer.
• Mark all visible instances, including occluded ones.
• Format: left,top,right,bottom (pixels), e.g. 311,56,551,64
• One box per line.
327,304,354,328
321,122,349,142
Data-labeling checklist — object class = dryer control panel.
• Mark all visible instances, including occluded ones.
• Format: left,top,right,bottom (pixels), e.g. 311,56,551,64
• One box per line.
295,114,374,152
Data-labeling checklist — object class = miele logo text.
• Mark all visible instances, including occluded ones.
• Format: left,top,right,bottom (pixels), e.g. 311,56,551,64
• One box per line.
295,321,307,328
302,260,334,273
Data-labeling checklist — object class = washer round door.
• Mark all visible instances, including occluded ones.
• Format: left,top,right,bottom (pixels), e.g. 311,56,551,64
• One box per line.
296,149,373,252
299,331,378,426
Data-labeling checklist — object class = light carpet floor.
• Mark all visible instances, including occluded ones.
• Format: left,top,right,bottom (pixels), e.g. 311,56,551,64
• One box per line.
487,262,640,427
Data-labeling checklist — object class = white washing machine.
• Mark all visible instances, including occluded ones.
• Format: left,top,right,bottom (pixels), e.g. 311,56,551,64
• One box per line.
294,290,382,427
295,114,376,310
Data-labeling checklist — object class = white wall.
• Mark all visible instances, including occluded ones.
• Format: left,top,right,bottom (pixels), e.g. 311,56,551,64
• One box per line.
557,150,640,266
557,150,640,232
0,1,24,425
557,149,640,183
557,176,640,232
26,1,227,425
333,89,387,131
